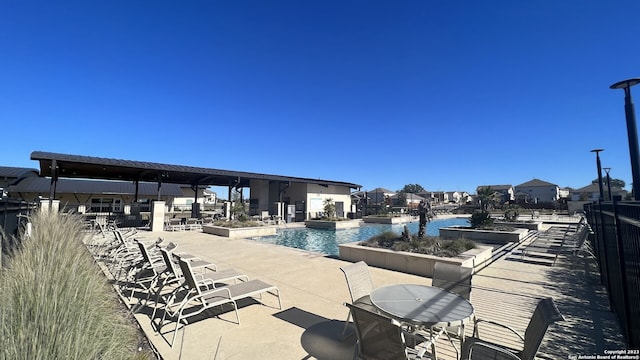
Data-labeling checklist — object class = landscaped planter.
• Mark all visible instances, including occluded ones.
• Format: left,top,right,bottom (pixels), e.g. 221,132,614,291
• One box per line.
439,226,529,243
202,225,276,238
362,216,414,224
493,221,542,231
338,242,493,277
304,220,362,230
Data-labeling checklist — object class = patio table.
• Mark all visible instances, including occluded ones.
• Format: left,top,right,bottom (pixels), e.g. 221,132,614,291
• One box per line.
370,284,474,358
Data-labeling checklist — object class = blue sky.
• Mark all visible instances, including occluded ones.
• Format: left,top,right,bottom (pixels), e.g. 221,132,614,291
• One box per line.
2,1,639,194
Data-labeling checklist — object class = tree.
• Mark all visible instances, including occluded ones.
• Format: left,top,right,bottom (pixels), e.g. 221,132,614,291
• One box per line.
231,191,247,221
400,184,425,193
476,186,502,211
323,198,336,219
592,177,626,189
396,192,407,207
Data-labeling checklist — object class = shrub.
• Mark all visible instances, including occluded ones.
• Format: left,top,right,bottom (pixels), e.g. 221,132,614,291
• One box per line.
0,210,150,359
470,210,494,229
503,204,521,222
360,233,475,257
212,220,261,228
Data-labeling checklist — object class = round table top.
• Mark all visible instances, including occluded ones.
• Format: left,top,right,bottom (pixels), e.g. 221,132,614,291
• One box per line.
300,320,357,360
370,284,474,327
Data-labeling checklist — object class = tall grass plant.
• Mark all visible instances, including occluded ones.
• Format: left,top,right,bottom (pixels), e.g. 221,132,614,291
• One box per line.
0,210,149,359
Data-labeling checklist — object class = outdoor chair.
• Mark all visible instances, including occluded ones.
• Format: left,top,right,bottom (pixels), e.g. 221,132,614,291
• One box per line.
432,262,473,300
345,302,433,360
160,257,282,347
149,246,248,320
430,262,474,357
461,297,565,360
186,218,202,231
127,239,170,302
562,224,595,259
166,218,185,231
519,225,587,266
340,261,377,337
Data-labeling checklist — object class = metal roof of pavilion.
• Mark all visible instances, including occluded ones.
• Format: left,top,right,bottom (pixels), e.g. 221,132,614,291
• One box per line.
8,177,184,197
30,151,361,189
0,166,39,179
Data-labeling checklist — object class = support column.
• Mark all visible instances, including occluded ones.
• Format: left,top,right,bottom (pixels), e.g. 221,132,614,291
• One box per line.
223,201,231,220
40,199,60,213
150,200,166,232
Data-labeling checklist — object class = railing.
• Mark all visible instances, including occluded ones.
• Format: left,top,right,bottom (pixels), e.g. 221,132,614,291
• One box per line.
0,198,38,266
83,212,151,230
585,200,640,348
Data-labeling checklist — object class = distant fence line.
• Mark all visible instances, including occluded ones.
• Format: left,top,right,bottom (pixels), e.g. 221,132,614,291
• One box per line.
585,200,640,349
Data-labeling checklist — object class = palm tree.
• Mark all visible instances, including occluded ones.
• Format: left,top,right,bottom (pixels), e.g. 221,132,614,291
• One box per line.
476,186,502,211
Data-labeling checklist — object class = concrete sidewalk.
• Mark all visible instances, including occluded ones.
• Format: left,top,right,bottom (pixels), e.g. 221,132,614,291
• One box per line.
117,224,626,360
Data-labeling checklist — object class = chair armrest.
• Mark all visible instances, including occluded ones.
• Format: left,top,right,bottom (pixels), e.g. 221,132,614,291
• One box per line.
473,319,525,342
466,340,521,360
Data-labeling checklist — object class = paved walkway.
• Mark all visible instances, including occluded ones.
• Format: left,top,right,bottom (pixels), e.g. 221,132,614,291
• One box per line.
105,220,627,360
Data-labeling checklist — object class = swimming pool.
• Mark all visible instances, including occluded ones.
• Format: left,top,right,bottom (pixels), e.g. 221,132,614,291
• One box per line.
251,217,470,256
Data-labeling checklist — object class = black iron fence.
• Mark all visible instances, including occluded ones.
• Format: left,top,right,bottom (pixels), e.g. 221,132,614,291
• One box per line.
585,200,640,348
83,212,151,230
0,198,38,266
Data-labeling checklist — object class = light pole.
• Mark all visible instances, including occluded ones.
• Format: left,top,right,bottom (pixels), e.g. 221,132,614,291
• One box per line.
610,78,640,200
591,149,605,201
604,167,613,201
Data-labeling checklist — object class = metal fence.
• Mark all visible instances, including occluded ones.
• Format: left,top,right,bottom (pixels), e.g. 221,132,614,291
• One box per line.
0,198,38,266
83,212,151,230
585,200,640,348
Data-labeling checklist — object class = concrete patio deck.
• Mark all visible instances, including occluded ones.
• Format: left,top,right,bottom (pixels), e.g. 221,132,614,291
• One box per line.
109,220,627,359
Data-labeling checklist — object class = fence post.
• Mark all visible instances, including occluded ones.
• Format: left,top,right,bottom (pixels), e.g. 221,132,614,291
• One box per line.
613,200,633,346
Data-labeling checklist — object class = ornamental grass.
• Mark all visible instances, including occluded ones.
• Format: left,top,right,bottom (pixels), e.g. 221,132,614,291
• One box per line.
0,210,151,359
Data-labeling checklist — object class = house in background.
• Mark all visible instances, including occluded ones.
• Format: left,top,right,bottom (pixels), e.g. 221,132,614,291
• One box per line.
476,184,515,203
422,191,470,204
389,192,425,210
417,191,438,204
172,185,210,211
514,178,564,203
570,183,627,202
203,188,217,204
353,188,395,206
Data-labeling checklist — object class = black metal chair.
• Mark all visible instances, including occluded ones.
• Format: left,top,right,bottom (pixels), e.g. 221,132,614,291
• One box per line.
461,297,564,360
346,302,433,360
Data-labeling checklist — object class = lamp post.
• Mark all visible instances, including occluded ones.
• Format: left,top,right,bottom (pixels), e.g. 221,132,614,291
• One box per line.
591,149,605,201
604,167,613,201
610,78,640,200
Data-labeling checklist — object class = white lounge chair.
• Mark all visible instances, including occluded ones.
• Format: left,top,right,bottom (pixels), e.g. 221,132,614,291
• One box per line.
160,257,282,347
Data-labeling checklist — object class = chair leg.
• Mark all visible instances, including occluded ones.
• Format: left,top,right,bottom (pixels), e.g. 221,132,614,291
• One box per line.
341,310,353,339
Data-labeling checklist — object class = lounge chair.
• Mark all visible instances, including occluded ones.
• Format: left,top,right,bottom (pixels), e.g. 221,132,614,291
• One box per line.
340,261,377,337
520,225,590,265
160,257,282,347
128,239,170,302
461,297,564,360
149,246,248,320
345,302,433,360
562,223,595,258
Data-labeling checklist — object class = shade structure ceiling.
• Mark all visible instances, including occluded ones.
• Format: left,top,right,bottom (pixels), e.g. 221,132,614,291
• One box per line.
30,151,361,189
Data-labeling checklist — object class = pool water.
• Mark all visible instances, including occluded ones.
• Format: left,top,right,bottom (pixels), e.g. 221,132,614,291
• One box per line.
251,217,470,256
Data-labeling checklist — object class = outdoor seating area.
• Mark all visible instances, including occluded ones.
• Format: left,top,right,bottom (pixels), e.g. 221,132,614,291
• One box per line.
78,218,627,359
84,229,282,350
